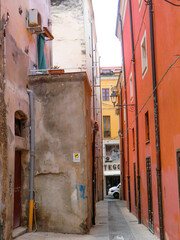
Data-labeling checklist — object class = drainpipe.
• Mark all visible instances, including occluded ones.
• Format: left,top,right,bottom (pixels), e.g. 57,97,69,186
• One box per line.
119,14,131,212
120,82,125,200
99,56,104,199
128,0,141,223
148,1,164,239
91,21,96,225
27,89,35,232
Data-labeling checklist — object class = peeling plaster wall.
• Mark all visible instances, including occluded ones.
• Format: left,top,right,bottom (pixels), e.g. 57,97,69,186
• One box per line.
51,0,103,203
29,73,92,233
0,1,52,239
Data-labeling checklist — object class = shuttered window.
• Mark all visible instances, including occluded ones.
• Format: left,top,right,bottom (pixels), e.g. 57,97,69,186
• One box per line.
102,89,109,101
103,116,111,138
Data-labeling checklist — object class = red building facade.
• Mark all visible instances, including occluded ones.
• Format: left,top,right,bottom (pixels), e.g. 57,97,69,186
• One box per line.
116,1,180,240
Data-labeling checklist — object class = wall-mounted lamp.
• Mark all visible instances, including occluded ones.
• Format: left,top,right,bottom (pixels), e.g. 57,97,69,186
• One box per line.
110,90,135,109
118,130,123,137
110,90,118,106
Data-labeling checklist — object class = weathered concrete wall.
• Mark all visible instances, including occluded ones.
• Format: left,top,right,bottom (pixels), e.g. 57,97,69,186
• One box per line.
29,73,92,233
51,0,103,203
0,91,8,239
51,0,86,71
51,0,96,82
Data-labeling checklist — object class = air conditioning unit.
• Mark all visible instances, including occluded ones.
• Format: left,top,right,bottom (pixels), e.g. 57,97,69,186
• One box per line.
27,9,42,33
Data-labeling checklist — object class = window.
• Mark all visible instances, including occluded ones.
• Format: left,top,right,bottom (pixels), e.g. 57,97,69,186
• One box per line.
132,128,135,150
177,150,180,207
139,0,143,9
141,31,148,77
123,100,126,123
103,116,111,138
146,157,154,231
102,88,109,101
15,111,27,137
130,73,133,101
145,111,150,142
105,144,119,162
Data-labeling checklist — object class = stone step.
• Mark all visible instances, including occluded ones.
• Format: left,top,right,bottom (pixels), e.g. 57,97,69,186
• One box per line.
12,227,27,239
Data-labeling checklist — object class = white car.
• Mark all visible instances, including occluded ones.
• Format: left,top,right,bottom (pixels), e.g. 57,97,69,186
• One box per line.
108,183,121,199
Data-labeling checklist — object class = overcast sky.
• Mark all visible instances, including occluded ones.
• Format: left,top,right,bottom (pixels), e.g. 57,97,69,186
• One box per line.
92,0,122,67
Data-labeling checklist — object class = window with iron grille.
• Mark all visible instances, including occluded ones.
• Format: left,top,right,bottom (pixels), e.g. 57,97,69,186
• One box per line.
102,88,109,101
130,73,133,101
132,128,135,150
177,150,180,207
141,31,148,77
145,111,150,142
103,116,111,138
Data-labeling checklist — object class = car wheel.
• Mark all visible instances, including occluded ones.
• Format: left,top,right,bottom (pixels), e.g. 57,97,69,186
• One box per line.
113,192,119,199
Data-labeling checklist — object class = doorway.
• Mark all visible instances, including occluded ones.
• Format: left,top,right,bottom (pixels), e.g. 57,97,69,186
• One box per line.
146,157,154,232
13,151,21,229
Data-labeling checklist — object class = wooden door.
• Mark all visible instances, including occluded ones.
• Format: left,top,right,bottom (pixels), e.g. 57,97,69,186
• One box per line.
13,151,21,229
146,157,154,232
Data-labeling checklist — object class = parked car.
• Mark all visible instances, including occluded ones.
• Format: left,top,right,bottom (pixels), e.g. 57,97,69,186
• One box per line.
108,183,121,199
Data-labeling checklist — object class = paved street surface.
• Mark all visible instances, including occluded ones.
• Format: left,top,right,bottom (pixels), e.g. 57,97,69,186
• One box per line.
16,198,159,240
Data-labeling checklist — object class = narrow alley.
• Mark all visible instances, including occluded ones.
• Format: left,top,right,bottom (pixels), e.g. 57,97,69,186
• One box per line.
16,199,159,240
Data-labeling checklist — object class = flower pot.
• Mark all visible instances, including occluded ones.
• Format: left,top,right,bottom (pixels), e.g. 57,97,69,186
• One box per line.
48,69,64,75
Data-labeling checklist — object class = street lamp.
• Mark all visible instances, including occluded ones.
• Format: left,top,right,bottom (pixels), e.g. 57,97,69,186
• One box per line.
110,90,135,109
110,90,118,106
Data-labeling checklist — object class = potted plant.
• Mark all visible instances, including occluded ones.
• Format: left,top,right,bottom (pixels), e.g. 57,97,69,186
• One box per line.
48,66,64,74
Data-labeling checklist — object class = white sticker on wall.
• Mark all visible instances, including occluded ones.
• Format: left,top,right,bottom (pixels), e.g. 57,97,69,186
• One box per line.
73,152,80,162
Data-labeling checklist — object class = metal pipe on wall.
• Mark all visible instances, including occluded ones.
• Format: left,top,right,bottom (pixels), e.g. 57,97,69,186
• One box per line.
27,89,35,232
91,21,96,225
120,82,125,200
148,1,164,239
119,13,131,212
128,0,141,223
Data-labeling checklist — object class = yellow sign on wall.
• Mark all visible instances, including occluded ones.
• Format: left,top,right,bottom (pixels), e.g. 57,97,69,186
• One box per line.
73,152,80,162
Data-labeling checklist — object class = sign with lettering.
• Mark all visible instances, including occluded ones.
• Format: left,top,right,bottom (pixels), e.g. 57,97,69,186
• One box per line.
104,163,120,171
73,152,80,162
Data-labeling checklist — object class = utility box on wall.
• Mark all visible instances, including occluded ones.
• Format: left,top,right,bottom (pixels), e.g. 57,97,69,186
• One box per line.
28,73,93,233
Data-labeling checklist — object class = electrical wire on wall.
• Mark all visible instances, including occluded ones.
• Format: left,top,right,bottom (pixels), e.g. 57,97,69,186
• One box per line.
144,0,180,6
122,55,180,136
163,0,180,6
126,4,148,85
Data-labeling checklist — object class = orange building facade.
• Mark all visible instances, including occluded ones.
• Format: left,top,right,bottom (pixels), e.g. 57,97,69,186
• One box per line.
116,1,180,240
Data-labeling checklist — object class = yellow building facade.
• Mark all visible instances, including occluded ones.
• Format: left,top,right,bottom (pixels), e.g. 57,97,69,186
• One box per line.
100,67,121,197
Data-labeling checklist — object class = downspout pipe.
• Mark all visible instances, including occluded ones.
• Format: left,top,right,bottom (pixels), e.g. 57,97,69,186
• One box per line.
27,89,35,232
119,14,131,212
148,1,164,239
128,0,141,224
99,56,104,199
91,21,96,225
120,82,125,200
